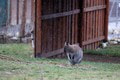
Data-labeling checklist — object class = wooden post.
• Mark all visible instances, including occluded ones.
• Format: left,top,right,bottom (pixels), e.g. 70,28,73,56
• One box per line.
104,0,109,41
20,0,27,38
34,0,42,57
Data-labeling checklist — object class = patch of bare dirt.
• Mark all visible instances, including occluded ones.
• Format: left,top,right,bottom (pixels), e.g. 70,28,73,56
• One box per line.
0,53,120,64
0,54,21,62
83,54,120,64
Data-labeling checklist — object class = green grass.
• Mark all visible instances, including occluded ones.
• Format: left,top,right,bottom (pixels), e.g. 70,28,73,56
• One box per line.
0,43,34,61
0,44,120,80
84,45,120,57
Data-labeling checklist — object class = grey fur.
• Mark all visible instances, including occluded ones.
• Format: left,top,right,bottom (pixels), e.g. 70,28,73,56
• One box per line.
64,42,83,65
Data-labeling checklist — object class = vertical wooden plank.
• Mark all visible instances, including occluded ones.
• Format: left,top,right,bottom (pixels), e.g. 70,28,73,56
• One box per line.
10,0,12,24
61,0,64,57
62,0,67,57
84,0,88,49
18,0,23,24
41,0,47,53
7,0,11,24
51,0,54,52
58,0,62,58
73,0,76,44
56,0,59,51
91,0,94,49
10,0,17,25
41,20,46,53
74,0,78,44
90,0,92,49
94,0,96,49
31,0,35,34
52,0,55,51
97,0,100,38
45,1,49,53
35,0,42,57
66,0,69,43
93,0,96,49
69,0,72,44
20,0,27,37
58,0,62,49
46,0,53,53
102,0,105,36
26,0,32,24
56,0,60,51
54,0,57,51
94,0,97,49
31,0,35,23
99,0,103,36
90,0,93,49
53,0,59,51
62,0,66,46
95,0,98,48
98,0,101,47
72,0,75,44
101,0,103,37
64,0,67,43
98,0,101,37
17,0,19,24
87,0,90,49
61,0,63,47
79,0,84,48
84,0,87,49
83,0,87,49
105,0,109,41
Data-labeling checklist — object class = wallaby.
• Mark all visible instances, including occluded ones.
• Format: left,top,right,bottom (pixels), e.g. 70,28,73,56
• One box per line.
64,42,83,65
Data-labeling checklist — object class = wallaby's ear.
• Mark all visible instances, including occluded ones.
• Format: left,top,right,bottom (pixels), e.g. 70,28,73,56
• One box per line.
64,42,70,46
75,43,79,46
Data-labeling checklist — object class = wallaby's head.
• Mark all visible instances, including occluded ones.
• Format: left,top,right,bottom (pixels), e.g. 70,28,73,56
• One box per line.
64,42,80,53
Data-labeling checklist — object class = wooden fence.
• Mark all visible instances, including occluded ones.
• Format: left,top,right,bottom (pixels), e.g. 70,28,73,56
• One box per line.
80,0,109,50
35,0,109,58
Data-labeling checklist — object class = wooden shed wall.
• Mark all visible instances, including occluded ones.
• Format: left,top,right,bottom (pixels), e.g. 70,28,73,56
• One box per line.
9,0,34,25
0,0,8,27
